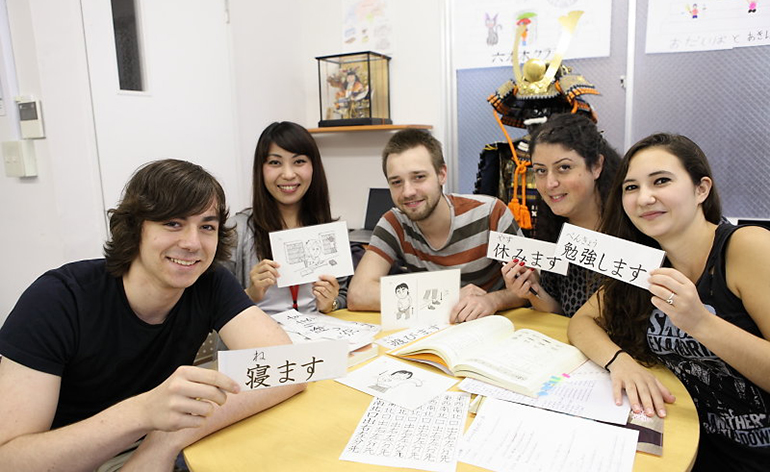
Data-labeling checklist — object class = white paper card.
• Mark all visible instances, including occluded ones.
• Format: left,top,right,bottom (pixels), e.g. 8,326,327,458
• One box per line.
272,309,380,351
555,223,666,289
459,398,638,472
268,221,354,287
375,324,446,350
487,231,569,275
336,356,459,410
380,270,460,330
340,392,470,472
458,360,630,425
218,340,348,390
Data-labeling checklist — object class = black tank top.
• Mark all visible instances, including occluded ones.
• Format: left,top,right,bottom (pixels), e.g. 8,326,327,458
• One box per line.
647,223,770,470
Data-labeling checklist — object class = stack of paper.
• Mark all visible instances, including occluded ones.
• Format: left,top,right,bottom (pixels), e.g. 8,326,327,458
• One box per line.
273,310,380,350
459,398,639,472
272,310,380,366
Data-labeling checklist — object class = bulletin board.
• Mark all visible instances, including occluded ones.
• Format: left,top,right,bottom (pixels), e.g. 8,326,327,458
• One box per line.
631,1,770,219
454,0,770,219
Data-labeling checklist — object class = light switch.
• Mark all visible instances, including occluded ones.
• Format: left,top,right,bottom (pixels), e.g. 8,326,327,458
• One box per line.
3,140,37,177
17,100,45,139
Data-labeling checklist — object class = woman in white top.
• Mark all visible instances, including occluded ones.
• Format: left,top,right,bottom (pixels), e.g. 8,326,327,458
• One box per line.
225,121,346,314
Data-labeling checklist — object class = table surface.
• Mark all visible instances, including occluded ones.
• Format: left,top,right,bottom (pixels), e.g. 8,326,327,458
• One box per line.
184,308,699,472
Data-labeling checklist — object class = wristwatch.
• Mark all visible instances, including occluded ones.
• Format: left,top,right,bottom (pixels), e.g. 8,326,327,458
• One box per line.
330,298,339,312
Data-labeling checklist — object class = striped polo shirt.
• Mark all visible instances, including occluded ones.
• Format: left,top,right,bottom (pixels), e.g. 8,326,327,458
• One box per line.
367,193,520,291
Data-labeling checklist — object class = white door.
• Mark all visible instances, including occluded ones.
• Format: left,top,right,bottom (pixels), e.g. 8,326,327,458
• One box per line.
80,0,242,212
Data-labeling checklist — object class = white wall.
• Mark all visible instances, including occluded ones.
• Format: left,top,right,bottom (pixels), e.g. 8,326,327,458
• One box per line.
296,0,449,228
0,0,446,326
228,0,308,207
0,0,105,324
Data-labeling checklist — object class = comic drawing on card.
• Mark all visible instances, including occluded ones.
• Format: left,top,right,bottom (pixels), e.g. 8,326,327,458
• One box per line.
380,270,460,330
269,221,354,287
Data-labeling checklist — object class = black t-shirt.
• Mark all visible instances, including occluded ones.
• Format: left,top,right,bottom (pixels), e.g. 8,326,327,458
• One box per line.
0,259,253,429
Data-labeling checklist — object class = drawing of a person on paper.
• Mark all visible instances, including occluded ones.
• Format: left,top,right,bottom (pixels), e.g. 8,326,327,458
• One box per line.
304,239,324,268
368,369,423,393
395,283,413,320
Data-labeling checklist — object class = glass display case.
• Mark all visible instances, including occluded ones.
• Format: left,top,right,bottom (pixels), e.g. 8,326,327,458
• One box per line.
316,51,391,127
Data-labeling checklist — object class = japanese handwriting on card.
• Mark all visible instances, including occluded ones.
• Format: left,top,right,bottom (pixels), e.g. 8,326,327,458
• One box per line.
487,231,569,275
554,224,666,290
218,340,348,390
268,221,355,287
376,324,446,350
272,309,380,351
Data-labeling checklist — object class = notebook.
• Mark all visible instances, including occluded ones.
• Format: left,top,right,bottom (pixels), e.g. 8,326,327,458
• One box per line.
348,188,394,243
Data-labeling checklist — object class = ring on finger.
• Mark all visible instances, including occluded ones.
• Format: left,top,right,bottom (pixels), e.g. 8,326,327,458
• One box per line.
666,292,675,305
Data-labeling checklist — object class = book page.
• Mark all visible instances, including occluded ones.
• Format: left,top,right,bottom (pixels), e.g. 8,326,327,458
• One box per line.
454,329,586,397
391,316,515,368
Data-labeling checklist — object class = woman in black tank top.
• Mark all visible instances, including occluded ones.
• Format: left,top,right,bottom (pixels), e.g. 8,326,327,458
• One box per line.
568,133,770,471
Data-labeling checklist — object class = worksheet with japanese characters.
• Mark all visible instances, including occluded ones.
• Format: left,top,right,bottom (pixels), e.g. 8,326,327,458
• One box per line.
459,398,638,472
337,356,459,410
340,391,470,472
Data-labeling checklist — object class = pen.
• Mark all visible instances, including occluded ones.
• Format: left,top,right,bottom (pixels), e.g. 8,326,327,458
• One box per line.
501,260,541,298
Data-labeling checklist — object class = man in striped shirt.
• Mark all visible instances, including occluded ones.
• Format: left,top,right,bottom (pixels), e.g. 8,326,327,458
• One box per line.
348,129,526,322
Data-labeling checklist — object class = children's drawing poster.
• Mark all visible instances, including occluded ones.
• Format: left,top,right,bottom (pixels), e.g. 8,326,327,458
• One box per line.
380,269,460,331
487,231,569,275
646,0,770,53
269,221,354,288
554,223,665,290
451,0,612,70
341,0,393,55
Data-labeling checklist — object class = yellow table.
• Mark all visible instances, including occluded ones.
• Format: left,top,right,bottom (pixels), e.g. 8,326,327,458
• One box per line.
184,308,699,471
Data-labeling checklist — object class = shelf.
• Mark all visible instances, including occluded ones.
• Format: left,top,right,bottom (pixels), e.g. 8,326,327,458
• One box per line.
307,124,433,134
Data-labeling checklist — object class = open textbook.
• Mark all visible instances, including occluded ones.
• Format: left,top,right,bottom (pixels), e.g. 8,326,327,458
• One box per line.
389,316,587,397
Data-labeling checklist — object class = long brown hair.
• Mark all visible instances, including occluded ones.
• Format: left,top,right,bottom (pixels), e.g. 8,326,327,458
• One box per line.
529,113,621,242
597,133,722,364
249,121,332,259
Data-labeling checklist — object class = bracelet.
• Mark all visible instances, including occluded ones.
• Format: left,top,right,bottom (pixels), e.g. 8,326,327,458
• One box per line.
604,349,626,371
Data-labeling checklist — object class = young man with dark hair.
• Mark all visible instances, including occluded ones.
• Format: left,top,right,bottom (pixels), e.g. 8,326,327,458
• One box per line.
0,159,304,471
348,129,526,322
